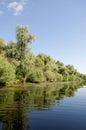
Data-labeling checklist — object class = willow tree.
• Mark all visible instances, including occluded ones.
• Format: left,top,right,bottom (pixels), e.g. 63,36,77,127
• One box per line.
6,25,35,83
16,25,35,81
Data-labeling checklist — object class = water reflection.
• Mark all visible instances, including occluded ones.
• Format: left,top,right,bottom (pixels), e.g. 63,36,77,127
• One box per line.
0,82,84,130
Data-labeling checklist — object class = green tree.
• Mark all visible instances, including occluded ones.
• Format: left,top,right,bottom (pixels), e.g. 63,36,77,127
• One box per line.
6,25,35,83
58,67,69,81
56,60,64,69
28,69,45,83
34,56,44,68
0,55,15,84
44,70,56,82
44,62,58,72
37,53,54,65
16,51,35,80
0,38,6,54
56,73,63,81
16,25,35,79
6,41,18,66
66,65,75,75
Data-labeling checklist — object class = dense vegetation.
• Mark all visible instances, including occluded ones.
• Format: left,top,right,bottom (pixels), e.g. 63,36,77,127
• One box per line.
0,25,86,85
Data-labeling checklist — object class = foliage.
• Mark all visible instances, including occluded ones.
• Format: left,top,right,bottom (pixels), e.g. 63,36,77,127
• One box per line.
0,38,6,48
16,25,35,78
44,62,58,72
34,56,44,68
6,41,17,59
0,25,86,84
0,55,15,83
0,38,6,54
37,53,54,65
56,60,64,68
56,73,63,81
6,25,35,80
27,69,45,83
16,51,35,79
44,70,56,81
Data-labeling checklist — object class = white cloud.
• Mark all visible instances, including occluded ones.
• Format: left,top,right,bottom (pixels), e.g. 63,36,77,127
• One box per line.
8,0,26,16
0,10,3,16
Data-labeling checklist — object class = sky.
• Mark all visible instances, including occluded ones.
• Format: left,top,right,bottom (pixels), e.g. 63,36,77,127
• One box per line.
0,0,86,74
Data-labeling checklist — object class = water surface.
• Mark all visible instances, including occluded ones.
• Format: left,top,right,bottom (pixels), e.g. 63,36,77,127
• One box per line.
0,82,86,130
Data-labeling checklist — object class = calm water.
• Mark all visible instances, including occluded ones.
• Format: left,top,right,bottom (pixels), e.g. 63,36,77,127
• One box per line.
0,82,86,130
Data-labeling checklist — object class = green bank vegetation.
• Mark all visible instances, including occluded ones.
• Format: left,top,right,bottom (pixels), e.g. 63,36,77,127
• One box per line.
0,25,86,85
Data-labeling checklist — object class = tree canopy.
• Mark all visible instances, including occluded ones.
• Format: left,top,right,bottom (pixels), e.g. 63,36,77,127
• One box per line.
0,25,86,85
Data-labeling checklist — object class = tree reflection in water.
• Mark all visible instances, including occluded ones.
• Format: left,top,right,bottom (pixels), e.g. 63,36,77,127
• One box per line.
0,82,84,130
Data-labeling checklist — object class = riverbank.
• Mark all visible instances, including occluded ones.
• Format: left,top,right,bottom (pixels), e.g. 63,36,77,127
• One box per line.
0,80,84,89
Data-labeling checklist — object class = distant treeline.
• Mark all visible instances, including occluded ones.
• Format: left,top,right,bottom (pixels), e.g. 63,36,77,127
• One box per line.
0,25,86,85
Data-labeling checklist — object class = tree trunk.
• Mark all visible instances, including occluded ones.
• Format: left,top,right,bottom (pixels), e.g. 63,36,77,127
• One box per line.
21,77,26,84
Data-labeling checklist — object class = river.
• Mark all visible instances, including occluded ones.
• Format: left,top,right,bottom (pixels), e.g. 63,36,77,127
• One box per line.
0,82,86,130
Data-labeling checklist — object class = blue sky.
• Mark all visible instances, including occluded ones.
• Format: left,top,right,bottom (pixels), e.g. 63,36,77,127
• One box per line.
0,0,86,74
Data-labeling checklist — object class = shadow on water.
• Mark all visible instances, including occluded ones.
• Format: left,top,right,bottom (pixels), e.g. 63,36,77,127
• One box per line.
0,82,85,130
